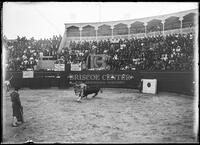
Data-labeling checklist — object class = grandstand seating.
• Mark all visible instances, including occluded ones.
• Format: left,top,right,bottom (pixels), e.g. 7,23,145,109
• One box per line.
58,9,196,50
4,9,197,72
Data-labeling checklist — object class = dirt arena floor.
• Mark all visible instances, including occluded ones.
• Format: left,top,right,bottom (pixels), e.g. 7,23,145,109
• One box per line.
2,88,198,143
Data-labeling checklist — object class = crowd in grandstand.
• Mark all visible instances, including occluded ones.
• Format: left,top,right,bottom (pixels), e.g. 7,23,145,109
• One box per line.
5,32,194,71
69,33,194,71
5,35,62,71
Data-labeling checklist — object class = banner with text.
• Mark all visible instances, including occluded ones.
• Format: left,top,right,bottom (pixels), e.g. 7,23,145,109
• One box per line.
89,54,109,69
23,71,34,78
71,63,82,71
68,70,140,88
54,64,65,71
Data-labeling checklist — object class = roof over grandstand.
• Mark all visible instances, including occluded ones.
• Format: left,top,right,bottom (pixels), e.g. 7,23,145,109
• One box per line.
64,8,198,28
3,2,198,40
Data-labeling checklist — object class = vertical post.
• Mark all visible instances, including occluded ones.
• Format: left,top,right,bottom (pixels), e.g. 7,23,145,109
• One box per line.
179,17,183,34
111,25,114,39
144,22,147,37
79,27,82,41
95,26,98,40
161,20,165,36
127,24,131,39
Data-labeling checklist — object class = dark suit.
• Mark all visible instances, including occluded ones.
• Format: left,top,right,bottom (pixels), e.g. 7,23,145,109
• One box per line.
10,91,23,122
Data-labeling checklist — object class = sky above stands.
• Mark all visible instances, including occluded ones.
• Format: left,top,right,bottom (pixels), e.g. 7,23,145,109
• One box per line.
2,2,198,40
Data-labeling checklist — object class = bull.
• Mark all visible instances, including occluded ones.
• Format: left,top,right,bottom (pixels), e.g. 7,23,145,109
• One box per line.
73,83,103,102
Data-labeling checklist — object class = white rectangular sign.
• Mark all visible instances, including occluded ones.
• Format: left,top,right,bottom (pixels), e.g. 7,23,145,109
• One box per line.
23,71,34,78
71,63,81,71
142,79,157,94
54,64,65,71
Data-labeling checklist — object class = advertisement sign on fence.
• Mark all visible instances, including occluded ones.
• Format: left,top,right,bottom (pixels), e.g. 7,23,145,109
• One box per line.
89,54,109,69
23,71,34,78
54,64,65,71
71,63,82,71
68,71,140,88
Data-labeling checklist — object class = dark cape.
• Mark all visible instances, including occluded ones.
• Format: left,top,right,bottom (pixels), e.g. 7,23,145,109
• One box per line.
10,91,24,122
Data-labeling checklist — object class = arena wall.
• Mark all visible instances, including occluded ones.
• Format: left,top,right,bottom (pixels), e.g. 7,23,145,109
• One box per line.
6,71,194,95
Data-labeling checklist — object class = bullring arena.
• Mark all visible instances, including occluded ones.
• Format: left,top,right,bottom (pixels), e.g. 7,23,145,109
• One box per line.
2,88,197,143
2,3,199,143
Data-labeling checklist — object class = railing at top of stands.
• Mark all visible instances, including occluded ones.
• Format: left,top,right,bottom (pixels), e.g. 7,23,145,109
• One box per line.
66,27,195,42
